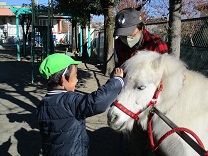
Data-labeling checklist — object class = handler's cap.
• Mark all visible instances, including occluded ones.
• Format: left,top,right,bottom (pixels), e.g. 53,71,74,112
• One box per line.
39,53,81,79
114,8,141,37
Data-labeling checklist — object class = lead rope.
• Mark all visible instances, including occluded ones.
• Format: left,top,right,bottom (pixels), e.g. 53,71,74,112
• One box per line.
147,109,208,156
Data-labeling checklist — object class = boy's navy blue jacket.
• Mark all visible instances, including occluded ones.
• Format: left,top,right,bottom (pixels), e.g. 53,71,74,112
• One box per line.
37,77,124,156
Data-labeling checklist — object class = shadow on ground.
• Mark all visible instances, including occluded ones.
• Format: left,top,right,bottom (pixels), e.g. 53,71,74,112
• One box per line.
88,127,132,156
0,46,127,155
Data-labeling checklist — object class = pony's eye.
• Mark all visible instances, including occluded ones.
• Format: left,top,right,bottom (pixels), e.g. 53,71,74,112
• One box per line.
137,86,146,90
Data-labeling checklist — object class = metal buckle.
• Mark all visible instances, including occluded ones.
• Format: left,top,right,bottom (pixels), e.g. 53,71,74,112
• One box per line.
148,107,155,119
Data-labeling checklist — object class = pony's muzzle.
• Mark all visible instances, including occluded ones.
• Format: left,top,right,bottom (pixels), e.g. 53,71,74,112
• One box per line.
107,107,118,123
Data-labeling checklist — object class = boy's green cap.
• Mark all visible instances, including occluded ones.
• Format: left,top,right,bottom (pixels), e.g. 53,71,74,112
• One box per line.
39,53,82,79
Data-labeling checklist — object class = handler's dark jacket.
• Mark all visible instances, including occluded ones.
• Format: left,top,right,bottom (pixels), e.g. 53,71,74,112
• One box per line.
37,77,123,156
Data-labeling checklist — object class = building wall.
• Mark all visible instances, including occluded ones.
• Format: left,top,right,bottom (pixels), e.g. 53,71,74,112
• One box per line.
0,16,61,43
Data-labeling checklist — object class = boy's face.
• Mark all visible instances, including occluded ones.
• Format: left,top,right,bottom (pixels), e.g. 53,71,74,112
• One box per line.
63,65,78,91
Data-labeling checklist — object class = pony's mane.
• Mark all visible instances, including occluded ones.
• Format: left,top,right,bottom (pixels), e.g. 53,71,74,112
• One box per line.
123,50,159,72
162,54,187,75
123,51,187,77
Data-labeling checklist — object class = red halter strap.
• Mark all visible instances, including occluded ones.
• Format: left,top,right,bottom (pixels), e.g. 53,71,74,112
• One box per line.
114,81,164,120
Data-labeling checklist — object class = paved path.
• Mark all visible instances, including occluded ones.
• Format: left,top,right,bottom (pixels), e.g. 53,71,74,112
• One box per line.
0,46,131,156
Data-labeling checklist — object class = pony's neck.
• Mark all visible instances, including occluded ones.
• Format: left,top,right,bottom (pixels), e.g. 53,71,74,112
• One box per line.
165,72,186,113
159,57,187,113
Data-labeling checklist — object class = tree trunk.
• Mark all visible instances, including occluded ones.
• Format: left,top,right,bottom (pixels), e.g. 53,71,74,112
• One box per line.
168,0,182,58
82,27,89,58
103,1,115,76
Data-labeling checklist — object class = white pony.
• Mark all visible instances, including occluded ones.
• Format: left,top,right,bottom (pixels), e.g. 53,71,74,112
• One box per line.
107,51,208,156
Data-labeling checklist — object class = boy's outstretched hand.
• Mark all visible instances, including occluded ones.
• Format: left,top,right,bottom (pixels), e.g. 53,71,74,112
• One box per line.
114,68,124,78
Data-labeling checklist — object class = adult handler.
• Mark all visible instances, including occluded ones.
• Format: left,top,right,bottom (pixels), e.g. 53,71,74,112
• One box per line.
114,7,168,67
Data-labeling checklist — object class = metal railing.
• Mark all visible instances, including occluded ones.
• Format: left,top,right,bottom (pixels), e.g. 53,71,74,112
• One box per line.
0,24,23,44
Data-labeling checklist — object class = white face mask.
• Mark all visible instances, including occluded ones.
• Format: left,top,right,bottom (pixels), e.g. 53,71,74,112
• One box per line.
120,32,142,48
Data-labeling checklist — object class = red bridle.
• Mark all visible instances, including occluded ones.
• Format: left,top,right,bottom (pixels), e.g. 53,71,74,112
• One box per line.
114,81,164,120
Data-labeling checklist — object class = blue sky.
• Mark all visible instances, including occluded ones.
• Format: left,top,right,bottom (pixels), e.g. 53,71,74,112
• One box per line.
2,0,48,6
92,15,104,22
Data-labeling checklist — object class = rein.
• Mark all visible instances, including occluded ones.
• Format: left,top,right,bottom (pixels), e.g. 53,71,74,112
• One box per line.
114,81,163,120
148,107,208,156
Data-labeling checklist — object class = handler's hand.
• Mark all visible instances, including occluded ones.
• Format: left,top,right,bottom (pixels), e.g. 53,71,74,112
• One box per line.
114,68,124,78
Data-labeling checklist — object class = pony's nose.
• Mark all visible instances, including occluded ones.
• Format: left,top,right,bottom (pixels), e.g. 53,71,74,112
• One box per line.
107,107,113,121
108,114,118,124
107,108,118,123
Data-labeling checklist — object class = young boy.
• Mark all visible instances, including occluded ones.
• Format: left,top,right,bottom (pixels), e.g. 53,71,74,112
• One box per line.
37,53,124,156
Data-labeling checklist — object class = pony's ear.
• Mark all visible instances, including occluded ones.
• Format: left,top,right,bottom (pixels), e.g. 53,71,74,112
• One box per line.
151,55,164,71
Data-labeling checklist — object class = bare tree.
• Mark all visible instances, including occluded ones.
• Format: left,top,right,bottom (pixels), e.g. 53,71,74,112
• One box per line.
168,0,182,57
101,0,115,75
167,0,205,57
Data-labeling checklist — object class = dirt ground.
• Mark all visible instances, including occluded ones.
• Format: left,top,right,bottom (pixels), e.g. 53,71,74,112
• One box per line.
0,45,132,156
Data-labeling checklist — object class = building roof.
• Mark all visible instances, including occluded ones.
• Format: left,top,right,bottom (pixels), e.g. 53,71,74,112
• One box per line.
0,8,15,16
